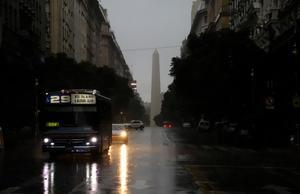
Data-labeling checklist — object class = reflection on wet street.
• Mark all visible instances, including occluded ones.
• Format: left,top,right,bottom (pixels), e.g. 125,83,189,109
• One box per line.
43,162,54,194
119,145,128,194
41,144,129,194
2,127,298,193
0,127,194,194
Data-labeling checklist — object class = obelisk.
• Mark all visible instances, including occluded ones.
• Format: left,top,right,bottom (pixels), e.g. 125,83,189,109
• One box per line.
150,49,161,126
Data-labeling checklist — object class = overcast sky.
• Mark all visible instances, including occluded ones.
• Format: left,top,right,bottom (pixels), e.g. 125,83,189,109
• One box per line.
101,0,193,102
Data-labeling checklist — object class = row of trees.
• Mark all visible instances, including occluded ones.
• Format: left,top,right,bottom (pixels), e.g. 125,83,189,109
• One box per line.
40,54,147,122
0,53,147,143
157,30,264,124
156,29,299,147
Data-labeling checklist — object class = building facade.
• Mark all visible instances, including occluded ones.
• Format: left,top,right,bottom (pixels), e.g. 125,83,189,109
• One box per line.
46,0,75,58
191,0,208,36
98,8,132,79
0,0,47,133
73,0,102,66
45,0,131,79
182,0,230,57
190,0,230,36
230,0,300,51
0,0,46,61
206,0,230,31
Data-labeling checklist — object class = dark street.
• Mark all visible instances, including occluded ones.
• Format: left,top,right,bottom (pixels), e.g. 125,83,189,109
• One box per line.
1,127,300,193
0,127,196,194
1,0,300,193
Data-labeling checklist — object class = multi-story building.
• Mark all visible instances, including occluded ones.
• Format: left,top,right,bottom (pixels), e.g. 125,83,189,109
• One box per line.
230,0,300,51
45,0,75,58
191,0,208,36
190,0,230,35
73,0,102,66
206,0,230,31
98,8,132,79
45,0,131,79
182,0,230,57
0,0,46,61
46,0,103,65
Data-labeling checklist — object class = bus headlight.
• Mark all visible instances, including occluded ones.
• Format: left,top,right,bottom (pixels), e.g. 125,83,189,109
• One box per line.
43,138,51,144
90,137,98,143
121,131,127,137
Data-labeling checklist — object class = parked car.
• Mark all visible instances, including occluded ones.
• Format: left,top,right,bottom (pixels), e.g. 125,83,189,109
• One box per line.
112,124,128,144
198,119,210,131
129,120,144,130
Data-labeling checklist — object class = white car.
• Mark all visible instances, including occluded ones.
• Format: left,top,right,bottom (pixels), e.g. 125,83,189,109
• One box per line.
129,120,144,130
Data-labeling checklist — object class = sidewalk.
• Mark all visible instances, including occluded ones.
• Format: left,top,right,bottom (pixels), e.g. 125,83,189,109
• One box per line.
1,139,43,161
168,127,300,168
167,127,219,145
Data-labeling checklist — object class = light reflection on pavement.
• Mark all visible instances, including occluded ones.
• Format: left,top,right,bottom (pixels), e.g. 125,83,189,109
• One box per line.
43,162,54,194
0,128,197,194
119,144,128,194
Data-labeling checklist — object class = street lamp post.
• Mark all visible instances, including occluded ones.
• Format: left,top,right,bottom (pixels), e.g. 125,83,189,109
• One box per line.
34,78,39,139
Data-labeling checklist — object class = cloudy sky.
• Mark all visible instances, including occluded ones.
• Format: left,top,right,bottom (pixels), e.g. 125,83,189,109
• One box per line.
101,0,193,102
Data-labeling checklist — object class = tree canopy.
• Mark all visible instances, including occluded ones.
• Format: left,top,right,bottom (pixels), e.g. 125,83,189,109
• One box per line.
39,53,146,123
158,30,265,125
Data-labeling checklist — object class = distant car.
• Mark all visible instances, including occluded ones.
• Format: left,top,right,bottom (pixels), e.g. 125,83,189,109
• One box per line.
198,119,210,131
129,120,144,130
112,124,128,144
226,123,238,132
163,121,173,128
182,122,192,128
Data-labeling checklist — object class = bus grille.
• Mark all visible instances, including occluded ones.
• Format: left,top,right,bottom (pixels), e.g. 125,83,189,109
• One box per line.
53,138,86,146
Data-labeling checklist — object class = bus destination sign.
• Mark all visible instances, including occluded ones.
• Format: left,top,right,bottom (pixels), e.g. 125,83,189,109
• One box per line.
46,94,96,105
71,94,96,104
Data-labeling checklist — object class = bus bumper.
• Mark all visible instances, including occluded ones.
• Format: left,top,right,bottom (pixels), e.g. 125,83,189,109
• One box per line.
42,145,99,153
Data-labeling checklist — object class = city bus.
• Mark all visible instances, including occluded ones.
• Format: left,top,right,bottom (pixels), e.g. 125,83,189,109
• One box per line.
40,89,112,157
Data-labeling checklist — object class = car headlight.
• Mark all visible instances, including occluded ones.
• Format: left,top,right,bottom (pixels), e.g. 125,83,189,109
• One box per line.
90,137,98,143
43,138,51,144
121,131,127,137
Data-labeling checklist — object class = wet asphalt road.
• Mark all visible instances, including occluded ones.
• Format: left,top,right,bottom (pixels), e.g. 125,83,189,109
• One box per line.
1,127,300,194
0,127,196,194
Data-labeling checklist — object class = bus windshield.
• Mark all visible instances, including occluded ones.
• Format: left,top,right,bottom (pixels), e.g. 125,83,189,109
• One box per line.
44,106,98,129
